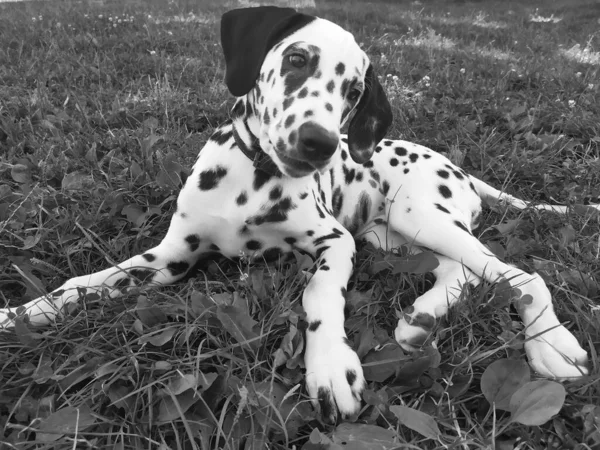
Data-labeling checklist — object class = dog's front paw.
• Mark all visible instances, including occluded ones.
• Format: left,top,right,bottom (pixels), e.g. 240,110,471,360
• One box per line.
305,334,365,423
525,325,589,379
394,308,435,352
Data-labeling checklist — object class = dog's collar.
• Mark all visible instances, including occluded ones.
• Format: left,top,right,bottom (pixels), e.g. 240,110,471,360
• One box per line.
232,124,281,177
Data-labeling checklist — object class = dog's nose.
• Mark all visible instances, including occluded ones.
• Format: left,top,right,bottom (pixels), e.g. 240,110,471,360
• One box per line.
297,123,339,162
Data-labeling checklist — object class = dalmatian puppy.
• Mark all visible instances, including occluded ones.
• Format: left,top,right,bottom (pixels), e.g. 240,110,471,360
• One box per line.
0,7,593,422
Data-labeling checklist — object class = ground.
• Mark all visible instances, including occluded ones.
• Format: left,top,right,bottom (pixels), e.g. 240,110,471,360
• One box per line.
0,0,599,448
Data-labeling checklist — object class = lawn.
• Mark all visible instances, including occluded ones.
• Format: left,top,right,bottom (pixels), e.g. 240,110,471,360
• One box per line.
1,0,599,448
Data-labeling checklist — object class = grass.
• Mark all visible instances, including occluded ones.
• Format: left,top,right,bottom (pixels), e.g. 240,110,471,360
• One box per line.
1,0,599,448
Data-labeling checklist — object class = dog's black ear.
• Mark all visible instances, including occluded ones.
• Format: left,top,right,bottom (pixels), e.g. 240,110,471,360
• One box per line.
348,65,393,164
221,7,316,97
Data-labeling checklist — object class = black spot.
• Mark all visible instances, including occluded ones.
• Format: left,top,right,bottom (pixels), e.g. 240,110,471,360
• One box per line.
437,170,450,179
246,240,262,251
341,150,348,161
369,179,377,188
263,247,283,260
315,245,329,260
318,387,335,422
406,207,412,213
125,269,149,286
209,128,233,146
249,197,296,225
453,170,464,180
269,186,283,200
346,369,357,386
343,165,356,184
435,203,450,213
283,96,294,111
315,203,326,219
253,169,272,190
340,78,350,97
363,160,374,168
298,87,308,98
439,185,452,199
332,187,344,217
412,313,435,330
209,243,220,251
304,110,314,118
263,108,270,125
299,192,309,200
284,114,295,128
114,277,130,290
308,320,321,331
335,62,345,75
311,91,320,97
469,182,478,193
198,166,228,191
314,232,342,246
142,253,156,262
341,137,348,143
239,225,249,235
326,80,335,93
167,261,189,277
273,107,278,118
403,168,410,174
266,68,274,83
375,146,382,153
355,172,364,182
236,191,248,205
454,220,471,234
409,153,419,163
395,147,407,157
320,265,330,271
370,170,380,182
284,236,297,245
306,230,315,236
423,154,431,159
382,180,390,195
359,192,371,224
325,103,333,112
390,158,399,167
185,234,201,252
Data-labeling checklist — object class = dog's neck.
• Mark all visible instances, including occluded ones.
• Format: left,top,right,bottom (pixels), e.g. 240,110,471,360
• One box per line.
231,102,282,177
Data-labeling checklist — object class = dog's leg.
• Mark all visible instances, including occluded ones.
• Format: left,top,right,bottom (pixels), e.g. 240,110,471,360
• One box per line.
385,203,589,378
360,223,480,351
0,232,208,328
0,179,215,329
298,223,365,422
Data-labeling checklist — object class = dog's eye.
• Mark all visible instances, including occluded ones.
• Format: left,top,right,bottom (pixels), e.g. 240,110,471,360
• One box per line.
347,88,362,102
288,54,306,68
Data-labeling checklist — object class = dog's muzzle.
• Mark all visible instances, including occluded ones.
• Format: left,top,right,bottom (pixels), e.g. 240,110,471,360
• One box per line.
276,123,339,175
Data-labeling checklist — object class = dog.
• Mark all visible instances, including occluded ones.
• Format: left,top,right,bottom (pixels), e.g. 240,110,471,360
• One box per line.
0,6,594,423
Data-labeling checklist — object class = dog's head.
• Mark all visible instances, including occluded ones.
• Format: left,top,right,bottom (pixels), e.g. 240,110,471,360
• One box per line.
221,7,392,177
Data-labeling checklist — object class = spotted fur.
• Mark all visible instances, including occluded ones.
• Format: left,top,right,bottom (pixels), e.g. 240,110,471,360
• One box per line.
0,6,594,425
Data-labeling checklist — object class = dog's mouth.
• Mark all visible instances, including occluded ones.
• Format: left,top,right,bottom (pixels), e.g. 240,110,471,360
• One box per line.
273,149,329,177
